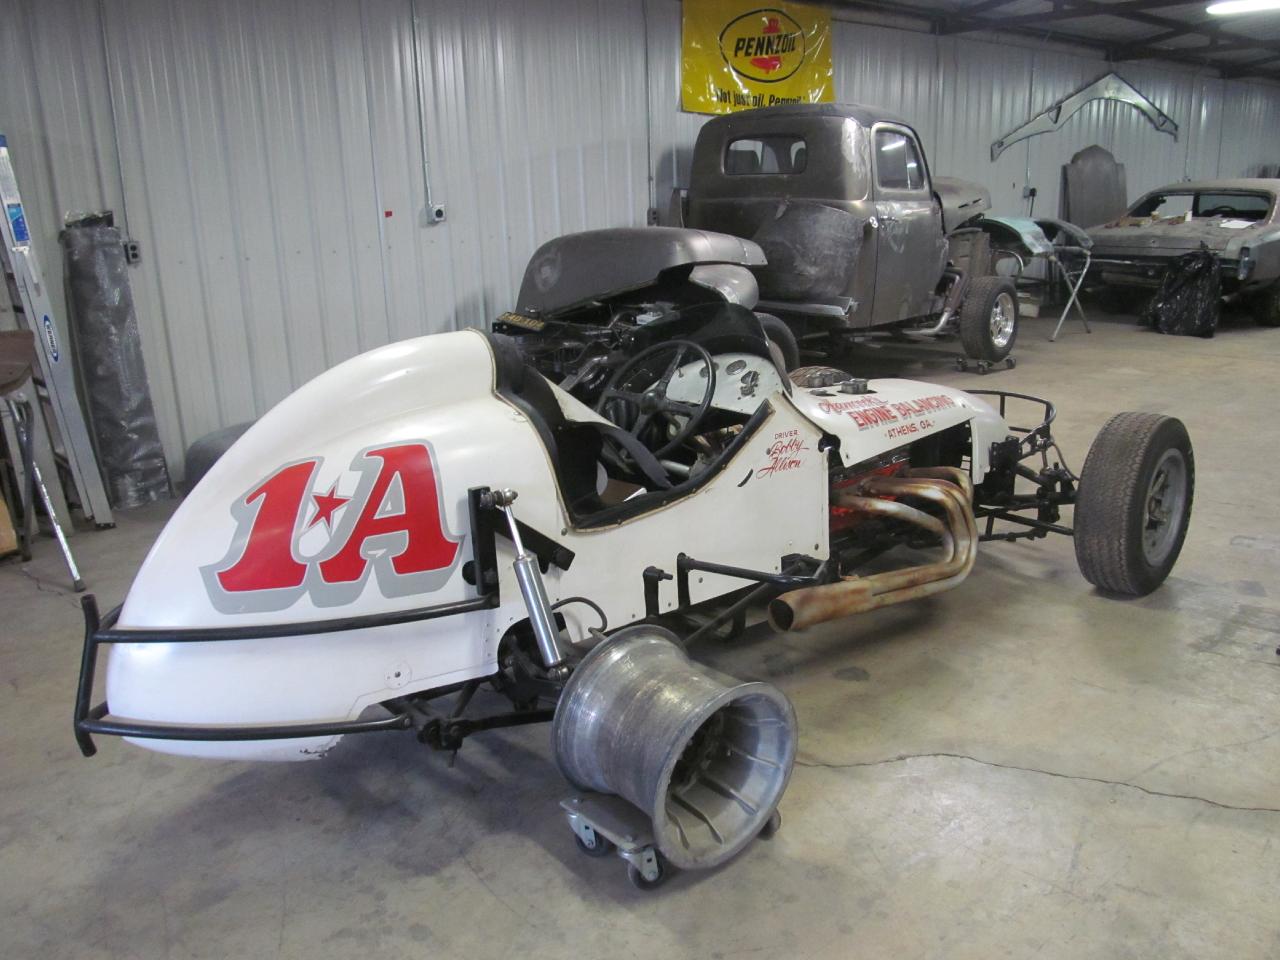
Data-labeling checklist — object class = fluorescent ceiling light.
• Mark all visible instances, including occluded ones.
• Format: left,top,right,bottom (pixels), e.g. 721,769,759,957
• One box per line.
1206,0,1280,14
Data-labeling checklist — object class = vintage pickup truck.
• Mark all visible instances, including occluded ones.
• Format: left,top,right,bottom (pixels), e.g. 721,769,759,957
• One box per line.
676,103,1018,363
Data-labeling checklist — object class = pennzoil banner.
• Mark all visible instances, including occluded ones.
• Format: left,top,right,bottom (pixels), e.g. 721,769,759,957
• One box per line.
681,0,834,115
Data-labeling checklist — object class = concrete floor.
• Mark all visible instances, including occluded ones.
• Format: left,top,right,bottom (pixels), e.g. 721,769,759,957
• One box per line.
2,311,1279,960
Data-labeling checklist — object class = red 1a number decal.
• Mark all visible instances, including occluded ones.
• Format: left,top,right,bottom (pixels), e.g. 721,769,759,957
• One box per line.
318,445,458,583
215,461,314,593
202,442,461,613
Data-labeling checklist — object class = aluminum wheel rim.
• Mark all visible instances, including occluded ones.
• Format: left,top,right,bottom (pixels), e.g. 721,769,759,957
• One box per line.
1142,448,1187,566
989,292,1016,349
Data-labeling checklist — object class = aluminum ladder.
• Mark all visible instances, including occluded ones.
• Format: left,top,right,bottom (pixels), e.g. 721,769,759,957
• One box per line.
0,133,113,528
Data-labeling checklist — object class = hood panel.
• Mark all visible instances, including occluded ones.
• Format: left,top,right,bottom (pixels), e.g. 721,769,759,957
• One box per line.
516,227,766,316
1088,220,1262,258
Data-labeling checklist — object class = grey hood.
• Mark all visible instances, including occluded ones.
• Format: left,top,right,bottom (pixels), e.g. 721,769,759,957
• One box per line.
516,227,766,316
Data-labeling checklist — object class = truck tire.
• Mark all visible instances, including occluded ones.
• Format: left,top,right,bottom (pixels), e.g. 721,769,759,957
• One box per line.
1253,281,1280,327
1074,413,1194,596
756,314,800,370
959,276,1018,362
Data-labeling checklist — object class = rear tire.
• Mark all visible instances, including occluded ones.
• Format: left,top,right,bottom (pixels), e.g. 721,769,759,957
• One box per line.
1252,282,1280,327
757,313,800,370
959,276,1018,362
1074,413,1194,596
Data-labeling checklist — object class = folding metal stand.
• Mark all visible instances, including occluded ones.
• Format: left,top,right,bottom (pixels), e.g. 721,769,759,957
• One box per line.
2,396,84,590
1049,246,1092,342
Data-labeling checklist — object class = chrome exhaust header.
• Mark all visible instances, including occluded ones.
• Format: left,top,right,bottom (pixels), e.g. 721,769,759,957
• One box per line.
769,469,977,631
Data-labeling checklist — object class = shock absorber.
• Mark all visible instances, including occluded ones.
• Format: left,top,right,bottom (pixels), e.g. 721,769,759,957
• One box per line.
484,489,568,675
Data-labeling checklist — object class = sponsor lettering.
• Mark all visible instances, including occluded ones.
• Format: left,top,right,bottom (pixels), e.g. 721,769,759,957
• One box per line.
816,393,957,433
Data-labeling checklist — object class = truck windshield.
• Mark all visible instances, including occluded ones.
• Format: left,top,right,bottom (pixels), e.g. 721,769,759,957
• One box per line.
725,136,807,175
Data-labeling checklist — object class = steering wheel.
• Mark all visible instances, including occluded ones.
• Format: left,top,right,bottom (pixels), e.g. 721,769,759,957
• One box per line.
1199,205,1237,216
595,340,717,459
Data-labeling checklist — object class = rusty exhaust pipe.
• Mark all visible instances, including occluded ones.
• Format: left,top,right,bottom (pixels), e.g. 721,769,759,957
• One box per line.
769,474,977,632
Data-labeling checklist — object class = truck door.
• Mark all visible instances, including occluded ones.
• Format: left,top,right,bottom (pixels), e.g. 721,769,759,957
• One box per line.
869,125,944,326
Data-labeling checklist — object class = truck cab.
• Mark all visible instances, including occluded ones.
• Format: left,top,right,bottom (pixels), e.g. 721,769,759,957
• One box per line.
680,103,1012,364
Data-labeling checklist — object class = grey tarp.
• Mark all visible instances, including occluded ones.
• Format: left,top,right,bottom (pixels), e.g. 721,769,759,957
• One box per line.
60,216,170,507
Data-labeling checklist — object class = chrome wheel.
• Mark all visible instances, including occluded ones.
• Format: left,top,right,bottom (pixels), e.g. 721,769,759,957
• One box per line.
1141,448,1188,566
989,292,1016,350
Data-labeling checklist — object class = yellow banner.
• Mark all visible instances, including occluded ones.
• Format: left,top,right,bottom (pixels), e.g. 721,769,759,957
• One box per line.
681,0,834,115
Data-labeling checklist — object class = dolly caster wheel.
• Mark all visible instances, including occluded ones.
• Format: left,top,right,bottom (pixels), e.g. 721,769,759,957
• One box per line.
574,830,614,858
1005,356,1017,369
627,859,667,891
758,809,782,840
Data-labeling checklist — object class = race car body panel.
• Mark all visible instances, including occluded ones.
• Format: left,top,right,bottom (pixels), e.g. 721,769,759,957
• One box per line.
786,378,1004,475
106,329,840,760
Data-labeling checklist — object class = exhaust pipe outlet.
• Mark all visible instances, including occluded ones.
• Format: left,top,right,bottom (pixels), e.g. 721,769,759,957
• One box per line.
553,625,796,871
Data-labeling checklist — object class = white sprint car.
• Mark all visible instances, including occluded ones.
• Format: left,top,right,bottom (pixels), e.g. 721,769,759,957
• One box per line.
74,303,1193,888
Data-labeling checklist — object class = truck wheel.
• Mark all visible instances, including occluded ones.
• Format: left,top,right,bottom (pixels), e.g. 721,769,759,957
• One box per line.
1253,282,1280,327
1074,413,1194,596
757,314,800,369
959,276,1018,362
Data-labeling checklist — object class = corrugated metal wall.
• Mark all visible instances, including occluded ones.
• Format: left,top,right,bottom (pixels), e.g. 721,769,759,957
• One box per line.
2,0,1279,475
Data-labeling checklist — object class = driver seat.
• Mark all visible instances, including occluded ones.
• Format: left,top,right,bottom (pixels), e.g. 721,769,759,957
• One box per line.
488,336,672,519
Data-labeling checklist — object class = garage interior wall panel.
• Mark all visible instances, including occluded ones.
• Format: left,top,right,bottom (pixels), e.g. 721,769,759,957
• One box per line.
3,0,1280,475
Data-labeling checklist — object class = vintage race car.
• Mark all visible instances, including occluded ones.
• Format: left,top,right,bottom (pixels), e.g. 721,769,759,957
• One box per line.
73,306,1194,889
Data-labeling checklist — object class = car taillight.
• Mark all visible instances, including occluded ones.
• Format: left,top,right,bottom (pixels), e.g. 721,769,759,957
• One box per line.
1238,247,1254,280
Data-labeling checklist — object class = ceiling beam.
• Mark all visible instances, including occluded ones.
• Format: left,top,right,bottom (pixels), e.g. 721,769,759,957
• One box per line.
932,0,1280,61
962,0,1026,14
1220,53,1280,77
825,1,1280,82
941,0,1200,35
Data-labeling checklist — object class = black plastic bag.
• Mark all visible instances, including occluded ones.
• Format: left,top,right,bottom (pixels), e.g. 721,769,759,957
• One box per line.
1141,249,1220,338
61,215,171,507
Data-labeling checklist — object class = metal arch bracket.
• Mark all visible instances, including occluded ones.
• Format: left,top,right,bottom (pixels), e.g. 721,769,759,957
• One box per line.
990,72,1179,161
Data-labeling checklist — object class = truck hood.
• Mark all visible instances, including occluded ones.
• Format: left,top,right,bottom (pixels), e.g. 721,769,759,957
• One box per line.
934,176,992,233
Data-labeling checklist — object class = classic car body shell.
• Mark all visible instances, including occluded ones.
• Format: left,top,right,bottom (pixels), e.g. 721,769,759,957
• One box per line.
1087,178,1280,293
684,103,990,330
103,328,1007,761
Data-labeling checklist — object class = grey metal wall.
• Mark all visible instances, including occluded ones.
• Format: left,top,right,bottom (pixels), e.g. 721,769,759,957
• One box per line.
2,0,1279,474
1,0,651,472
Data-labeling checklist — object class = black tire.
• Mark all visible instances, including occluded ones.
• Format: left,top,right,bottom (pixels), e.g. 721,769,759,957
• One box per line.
574,832,615,858
627,859,667,890
1252,282,1280,327
1074,413,1194,596
756,313,800,370
758,809,782,840
959,276,1018,362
